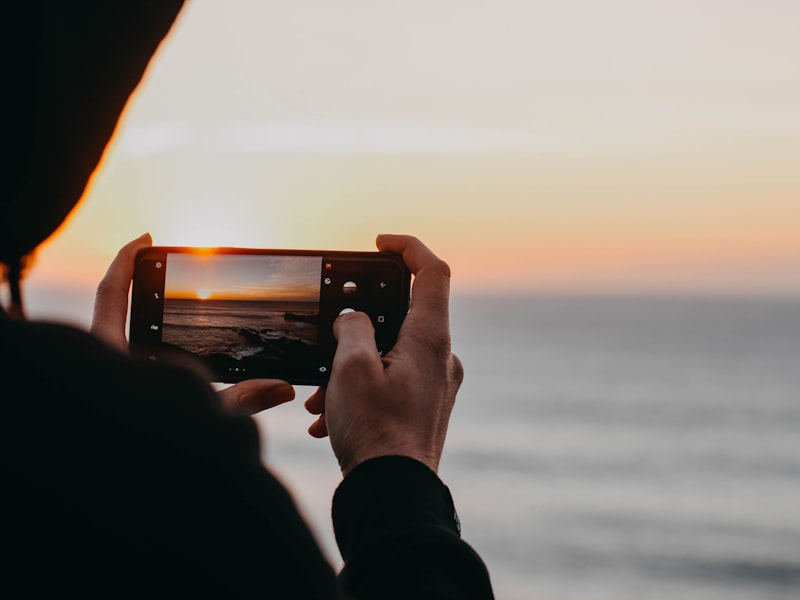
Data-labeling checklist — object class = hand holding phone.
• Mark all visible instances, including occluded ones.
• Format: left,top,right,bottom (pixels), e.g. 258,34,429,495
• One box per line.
129,246,411,385
305,234,463,475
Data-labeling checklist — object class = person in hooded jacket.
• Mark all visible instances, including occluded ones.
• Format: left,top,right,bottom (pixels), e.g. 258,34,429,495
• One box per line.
0,1,494,598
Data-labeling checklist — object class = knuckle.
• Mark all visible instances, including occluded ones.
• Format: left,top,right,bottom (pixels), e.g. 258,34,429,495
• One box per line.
431,257,452,280
94,273,127,305
419,330,451,357
338,343,379,368
231,392,248,413
94,276,114,300
449,353,465,388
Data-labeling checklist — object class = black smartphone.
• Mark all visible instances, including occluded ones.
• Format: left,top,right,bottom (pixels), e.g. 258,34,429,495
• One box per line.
129,246,411,385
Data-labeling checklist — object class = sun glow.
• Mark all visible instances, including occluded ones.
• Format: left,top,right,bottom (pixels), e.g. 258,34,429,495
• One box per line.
196,288,212,300
20,0,800,309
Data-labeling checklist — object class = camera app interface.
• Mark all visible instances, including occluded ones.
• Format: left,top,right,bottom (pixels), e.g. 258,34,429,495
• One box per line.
162,253,322,379
132,249,407,383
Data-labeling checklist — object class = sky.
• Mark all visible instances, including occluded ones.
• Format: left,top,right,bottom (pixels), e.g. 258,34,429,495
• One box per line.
164,253,321,301
20,0,800,322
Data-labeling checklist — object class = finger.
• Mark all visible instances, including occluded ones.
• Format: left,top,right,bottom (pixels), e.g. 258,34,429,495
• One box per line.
218,379,295,415
375,234,452,349
91,233,152,351
305,388,328,438
304,386,326,415
307,414,328,438
331,311,383,378
376,233,451,315
450,352,465,390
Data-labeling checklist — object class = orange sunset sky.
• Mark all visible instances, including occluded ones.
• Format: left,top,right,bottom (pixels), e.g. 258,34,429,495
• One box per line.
21,0,800,322
164,253,320,301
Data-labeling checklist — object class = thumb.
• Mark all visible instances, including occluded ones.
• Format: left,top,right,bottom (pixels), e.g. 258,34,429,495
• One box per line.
218,379,295,415
331,311,382,377
91,233,152,351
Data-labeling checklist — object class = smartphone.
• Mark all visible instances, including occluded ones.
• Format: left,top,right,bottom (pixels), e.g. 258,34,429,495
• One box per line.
129,246,411,385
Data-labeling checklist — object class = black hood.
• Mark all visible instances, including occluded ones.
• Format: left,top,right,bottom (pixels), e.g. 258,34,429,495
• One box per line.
2,0,185,267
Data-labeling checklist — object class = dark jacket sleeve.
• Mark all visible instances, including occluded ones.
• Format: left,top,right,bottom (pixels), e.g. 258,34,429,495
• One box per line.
332,456,494,599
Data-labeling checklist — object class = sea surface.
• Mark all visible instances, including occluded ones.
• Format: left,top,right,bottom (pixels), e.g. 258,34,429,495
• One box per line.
163,298,318,358
23,290,800,599
259,295,800,600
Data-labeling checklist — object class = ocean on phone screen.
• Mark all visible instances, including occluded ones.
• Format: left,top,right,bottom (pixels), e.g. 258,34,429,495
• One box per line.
162,298,319,359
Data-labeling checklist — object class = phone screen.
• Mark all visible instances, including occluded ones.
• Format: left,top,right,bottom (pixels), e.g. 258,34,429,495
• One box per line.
130,248,410,385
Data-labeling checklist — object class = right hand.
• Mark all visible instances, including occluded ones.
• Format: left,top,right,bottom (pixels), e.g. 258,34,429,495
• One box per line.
305,234,464,475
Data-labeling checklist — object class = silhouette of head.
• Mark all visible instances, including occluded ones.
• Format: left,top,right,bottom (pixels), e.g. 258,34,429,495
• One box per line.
2,1,185,312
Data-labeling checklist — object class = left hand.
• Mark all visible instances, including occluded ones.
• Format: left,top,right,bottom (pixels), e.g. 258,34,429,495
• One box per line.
90,233,295,415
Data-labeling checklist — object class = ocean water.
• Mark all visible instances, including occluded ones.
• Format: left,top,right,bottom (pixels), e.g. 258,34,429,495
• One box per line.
22,289,800,599
261,295,800,600
447,295,800,600
162,298,318,356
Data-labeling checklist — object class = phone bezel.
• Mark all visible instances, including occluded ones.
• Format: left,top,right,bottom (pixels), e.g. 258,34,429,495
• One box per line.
129,246,411,385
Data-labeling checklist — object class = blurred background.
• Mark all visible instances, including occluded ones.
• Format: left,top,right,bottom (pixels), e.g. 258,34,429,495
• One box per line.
17,1,800,599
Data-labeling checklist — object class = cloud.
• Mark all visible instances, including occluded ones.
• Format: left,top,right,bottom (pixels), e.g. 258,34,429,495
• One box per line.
115,121,197,157
117,120,573,157
207,122,569,154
